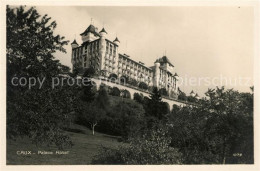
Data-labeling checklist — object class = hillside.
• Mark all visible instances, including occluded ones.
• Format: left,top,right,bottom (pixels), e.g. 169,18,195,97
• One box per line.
7,124,124,165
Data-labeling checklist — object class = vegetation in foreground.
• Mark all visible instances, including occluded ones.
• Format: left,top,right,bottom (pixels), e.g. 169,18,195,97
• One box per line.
6,6,254,165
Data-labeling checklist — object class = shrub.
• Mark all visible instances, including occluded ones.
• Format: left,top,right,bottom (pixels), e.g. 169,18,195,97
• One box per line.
110,87,121,96
92,128,182,164
159,88,168,96
139,82,148,90
178,92,187,101
108,73,118,82
128,79,138,87
133,93,144,104
122,89,131,99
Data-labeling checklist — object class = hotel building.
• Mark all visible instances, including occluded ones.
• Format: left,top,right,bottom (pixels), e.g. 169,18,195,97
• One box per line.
71,24,179,94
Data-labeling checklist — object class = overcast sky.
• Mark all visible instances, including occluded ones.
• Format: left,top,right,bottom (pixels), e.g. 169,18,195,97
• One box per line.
35,6,254,96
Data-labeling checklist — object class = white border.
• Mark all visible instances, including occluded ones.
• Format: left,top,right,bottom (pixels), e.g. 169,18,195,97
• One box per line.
0,1,259,171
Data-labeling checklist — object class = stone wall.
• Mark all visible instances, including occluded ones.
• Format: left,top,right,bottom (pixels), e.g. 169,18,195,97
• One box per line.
91,77,187,110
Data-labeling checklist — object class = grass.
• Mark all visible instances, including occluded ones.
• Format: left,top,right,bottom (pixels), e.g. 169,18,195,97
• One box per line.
6,124,124,165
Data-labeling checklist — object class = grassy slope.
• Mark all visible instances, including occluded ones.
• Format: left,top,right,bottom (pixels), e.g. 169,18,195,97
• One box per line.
7,124,123,165
7,96,133,165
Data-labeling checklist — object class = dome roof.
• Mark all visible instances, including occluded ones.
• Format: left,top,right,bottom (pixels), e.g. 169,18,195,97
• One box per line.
113,37,120,43
71,39,78,45
99,27,107,34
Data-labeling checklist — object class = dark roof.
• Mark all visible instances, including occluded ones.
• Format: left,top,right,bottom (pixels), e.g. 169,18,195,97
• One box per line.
174,72,178,77
80,24,100,37
113,37,120,43
190,90,194,94
105,39,118,47
156,56,174,67
99,27,107,34
71,39,78,45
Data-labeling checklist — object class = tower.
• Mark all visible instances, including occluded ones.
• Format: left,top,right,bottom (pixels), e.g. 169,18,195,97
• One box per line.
71,39,78,49
113,37,120,46
153,60,160,88
80,24,100,43
190,90,195,97
99,27,108,76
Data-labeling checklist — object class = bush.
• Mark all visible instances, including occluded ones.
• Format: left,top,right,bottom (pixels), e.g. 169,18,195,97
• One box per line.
128,79,138,87
108,73,118,82
178,92,187,101
139,82,148,90
92,128,182,164
110,87,121,96
133,93,144,104
159,88,168,96
187,96,196,103
121,89,131,99
83,67,95,77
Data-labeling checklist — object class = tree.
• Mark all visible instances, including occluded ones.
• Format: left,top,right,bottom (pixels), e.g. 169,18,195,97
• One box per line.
6,6,77,148
110,87,121,96
177,88,187,101
95,86,110,111
168,87,254,164
187,95,196,103
133,93,144,104
159,88,168,96
92,127,182,164
83,67,95,77
80,68,96,102
7,6,68,80
145,87,169,120
81,102,106,135
106,100,145,139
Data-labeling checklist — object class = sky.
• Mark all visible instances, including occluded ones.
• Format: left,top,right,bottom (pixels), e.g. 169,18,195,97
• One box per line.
35,6,254,96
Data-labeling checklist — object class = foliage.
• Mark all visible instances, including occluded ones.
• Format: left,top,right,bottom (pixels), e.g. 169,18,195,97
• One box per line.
177,88,187,101
159,88,168,96
168,87,254,164
92,127,182,164
145,87,170,120
95,86,110,111
103,100,145,139
133,93,144,104
108,73,118,82
79,102,106,135
83,67,95,77
187,95,197,103
121,89,131,99
138,82,148,90
128,79,138,87
80,80,96,102
6,6,69,80
110,87,121,97
6,6,77,148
